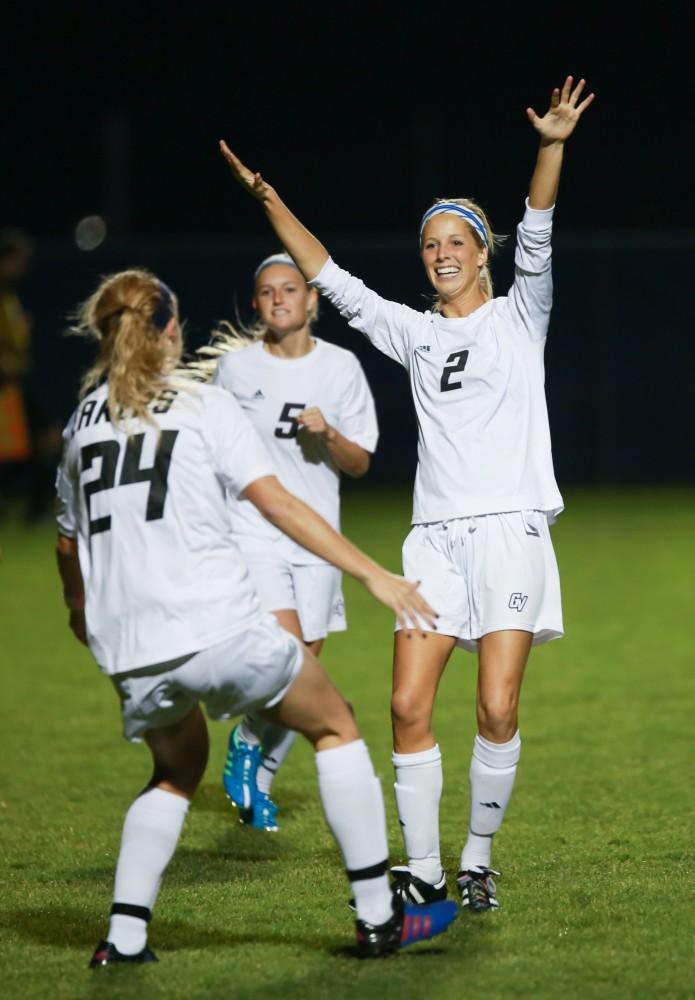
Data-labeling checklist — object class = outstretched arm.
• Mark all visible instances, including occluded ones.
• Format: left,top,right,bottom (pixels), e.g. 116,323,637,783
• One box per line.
526,76,595,209
243,476,436,630
219,141,329,280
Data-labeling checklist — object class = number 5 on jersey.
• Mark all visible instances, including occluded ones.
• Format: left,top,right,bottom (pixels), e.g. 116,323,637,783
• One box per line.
81,430,179,535
274,402,306,439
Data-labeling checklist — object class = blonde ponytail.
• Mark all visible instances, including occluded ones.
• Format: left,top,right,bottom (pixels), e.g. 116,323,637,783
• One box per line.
72,269,181,425
178,320,259,384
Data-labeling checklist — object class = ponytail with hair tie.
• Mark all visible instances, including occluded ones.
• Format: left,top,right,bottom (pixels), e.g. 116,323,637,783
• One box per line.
72,269,182,427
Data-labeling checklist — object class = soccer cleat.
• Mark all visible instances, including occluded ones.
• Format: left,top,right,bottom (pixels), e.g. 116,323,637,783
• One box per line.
248,791,279,832
456,867,501,912
223,724,261,814
355,895,457,958
89,939,158,967
390,865,448,905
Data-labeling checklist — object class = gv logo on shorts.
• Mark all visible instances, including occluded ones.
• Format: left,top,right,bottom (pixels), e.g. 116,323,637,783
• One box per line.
508,593,528,612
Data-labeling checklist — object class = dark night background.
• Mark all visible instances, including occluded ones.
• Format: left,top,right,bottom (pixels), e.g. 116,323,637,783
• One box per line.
3,3,693,486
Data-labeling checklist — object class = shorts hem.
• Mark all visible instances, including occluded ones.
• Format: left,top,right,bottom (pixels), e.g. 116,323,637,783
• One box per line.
256,638,305,710
394,620,564,654
302,620,348,644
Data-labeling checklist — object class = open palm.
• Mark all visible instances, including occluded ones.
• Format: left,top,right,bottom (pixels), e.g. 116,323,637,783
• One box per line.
527,76,595,142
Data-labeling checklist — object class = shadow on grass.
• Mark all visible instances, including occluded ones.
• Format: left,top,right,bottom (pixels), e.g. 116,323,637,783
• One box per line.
193,782,315,818
333,944,449,959
59,806,318,887
0,906,459,963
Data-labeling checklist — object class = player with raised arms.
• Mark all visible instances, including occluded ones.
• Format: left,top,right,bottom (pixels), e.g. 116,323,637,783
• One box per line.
218,77,594,913
187,253,378,831
55,269,456,965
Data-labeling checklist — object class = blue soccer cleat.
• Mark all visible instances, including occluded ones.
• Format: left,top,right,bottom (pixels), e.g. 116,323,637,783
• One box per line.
249,791,279,832
223,724,261,816
355,895,457,958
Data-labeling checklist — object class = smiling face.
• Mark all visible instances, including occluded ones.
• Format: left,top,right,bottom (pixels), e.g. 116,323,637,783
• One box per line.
253,263,317,337
420,213,488,309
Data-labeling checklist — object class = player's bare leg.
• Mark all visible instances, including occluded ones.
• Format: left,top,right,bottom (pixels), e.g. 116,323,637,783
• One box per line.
145,703,210,798
458,629,532,912
260,646,357,748
390,631,456,899
391,631,456,753
93,706,208,965
476,628,531,742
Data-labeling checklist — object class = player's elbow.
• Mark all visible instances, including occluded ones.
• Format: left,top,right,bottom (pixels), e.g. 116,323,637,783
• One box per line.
243,476,291,524
345,450,370,479
56,533,78,557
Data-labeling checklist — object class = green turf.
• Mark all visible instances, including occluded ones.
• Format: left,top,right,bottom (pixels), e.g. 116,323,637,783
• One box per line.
1,488,694,999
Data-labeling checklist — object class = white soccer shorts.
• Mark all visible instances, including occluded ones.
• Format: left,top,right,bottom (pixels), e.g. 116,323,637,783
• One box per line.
239,547,346,644
400,510,563,651
112,614,304,741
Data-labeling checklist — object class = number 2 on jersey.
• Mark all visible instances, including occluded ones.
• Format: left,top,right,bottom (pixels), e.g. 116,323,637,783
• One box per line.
81,430,179,534
440,350,470,392
274,402,306,439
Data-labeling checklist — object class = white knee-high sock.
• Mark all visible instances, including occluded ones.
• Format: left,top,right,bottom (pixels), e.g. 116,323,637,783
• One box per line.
393,745,443,885
256,723,297,795
107,787,190,955
316,739,392,927
461,731,521,872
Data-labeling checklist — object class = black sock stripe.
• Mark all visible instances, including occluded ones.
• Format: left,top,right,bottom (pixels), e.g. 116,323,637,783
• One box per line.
346,859,389,882
110,902,152,923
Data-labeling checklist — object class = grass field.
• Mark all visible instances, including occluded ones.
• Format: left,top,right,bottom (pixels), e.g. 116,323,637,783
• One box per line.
2,487,694,1000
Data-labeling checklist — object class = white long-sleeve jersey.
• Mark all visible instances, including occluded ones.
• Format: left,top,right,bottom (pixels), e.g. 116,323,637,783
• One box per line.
310,201,563,524
214,338,378,565
56,381,274,675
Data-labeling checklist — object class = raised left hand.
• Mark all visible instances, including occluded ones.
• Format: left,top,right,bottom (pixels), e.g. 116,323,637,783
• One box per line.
527,76,595,143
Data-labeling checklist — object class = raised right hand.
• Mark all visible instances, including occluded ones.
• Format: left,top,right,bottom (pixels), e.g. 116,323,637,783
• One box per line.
219,140,273,202
363,569,438,632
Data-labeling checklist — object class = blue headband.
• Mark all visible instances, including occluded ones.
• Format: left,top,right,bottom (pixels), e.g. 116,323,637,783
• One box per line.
152,281,175,330
254,253,301,280
419,203,488,246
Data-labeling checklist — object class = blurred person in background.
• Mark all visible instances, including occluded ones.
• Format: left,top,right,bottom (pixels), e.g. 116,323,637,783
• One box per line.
0,228,61,521
185,252,378,832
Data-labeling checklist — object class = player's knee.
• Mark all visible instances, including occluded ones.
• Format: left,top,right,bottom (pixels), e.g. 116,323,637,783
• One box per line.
391,687,428,732
477,692,518,741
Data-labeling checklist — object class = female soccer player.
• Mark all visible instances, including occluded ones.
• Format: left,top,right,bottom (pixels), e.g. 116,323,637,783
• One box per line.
202,253,377,832
55,269,455,965
218,76,594,912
